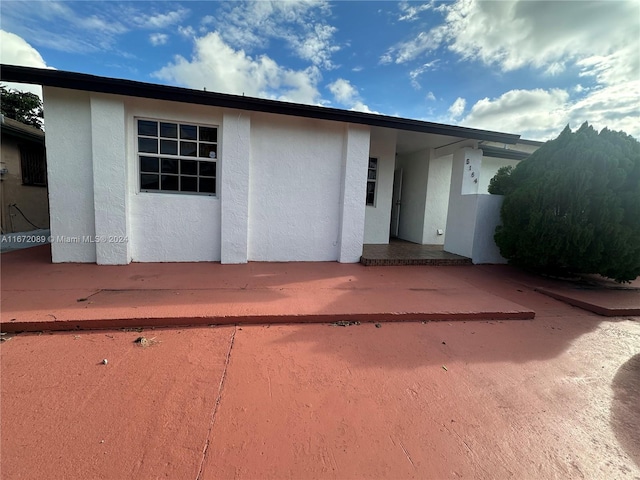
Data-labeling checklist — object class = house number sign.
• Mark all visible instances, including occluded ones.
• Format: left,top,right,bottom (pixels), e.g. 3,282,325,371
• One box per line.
461,153,481,195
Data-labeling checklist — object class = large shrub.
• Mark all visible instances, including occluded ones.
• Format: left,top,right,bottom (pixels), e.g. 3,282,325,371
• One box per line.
494,123,640,282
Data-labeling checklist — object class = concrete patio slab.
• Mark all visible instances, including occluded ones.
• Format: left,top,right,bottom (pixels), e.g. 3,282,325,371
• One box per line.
1,245,534,333
535,286,640,316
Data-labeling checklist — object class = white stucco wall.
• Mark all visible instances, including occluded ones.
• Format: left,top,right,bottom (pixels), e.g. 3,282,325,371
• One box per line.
472,194,507,264
248,113,345,261
43,87,97,263
364,128,396,244
422,153,452,245
125,98,223,262
129,194,220,262
396,149,429,244
444,148,483,258
43,90,374,264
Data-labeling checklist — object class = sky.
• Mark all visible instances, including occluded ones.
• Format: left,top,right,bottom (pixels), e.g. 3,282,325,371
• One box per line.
1,0,639,141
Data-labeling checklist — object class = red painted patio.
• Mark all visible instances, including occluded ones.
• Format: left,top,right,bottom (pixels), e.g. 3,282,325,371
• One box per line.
1,245,535,332
1,245,639,479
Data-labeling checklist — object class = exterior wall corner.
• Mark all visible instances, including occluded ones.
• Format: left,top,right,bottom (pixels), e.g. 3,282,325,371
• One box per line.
338,124,370,263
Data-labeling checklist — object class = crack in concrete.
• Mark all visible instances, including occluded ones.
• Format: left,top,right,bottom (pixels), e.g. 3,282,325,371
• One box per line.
195,325,237,480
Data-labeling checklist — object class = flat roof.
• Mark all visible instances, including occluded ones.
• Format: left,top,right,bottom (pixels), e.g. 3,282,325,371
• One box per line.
1,64,521,145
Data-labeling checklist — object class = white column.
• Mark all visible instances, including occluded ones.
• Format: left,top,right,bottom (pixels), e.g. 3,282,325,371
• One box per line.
220,111,251,264
90,95,130,265
338,124,370,263
44,87,97,263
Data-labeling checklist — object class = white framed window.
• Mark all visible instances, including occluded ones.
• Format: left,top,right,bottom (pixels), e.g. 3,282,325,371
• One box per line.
366,157,377,206
137,118,218,195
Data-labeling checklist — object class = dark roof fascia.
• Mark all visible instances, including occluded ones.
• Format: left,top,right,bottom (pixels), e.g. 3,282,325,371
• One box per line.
518,138,545,146
1,116,45,145
481,145,531,161
1,64,521,145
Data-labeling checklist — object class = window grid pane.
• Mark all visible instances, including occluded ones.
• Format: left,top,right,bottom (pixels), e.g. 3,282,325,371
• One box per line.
366,157,377,206
160,122,178,138
138,118,218,196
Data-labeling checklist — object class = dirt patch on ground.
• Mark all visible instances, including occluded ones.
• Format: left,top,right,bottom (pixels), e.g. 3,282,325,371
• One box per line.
134,336,159,348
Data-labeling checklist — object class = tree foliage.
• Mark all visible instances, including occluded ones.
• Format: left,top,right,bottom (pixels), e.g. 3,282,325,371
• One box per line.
0,85,43,130
494,123,640,282
488,165,515,195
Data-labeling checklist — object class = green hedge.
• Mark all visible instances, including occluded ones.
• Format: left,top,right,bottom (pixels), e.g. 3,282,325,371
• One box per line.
493,123,640,282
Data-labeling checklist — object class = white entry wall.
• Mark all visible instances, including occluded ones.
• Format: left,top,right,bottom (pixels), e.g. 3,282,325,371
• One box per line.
395,149,429,243
392,148,452,246
422,153,452,245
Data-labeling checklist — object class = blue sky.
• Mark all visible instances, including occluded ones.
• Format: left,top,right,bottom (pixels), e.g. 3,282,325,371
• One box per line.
1,0,639,140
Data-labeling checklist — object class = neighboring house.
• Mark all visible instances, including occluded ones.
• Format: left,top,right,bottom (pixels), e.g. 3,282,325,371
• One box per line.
0,65,539,265
0,114,49,233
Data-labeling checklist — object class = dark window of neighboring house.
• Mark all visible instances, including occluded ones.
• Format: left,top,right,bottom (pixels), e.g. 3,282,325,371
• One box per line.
366,157,377,206
137,118,218,196
20,145,47,186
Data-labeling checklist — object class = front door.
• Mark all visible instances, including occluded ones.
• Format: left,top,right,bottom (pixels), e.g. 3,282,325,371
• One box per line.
390,168,403,238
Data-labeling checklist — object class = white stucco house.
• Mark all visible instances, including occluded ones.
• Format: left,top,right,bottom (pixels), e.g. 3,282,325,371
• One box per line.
1,65,540,265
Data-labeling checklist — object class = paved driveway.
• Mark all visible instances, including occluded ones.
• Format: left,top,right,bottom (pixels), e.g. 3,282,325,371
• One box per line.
2,306,639,479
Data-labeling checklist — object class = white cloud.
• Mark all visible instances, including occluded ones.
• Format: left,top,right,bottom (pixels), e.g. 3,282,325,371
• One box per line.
448,97,466,119
327,78,377,113
214,1,339,69
398,1,435,21
286,23,340,69
445,1,638,79
385,0,639,79
380,29,445,65
153,32,322,105
1,2,188,54
426,91,436,102
149,33,168,46
567,81,640,139
460,83,640,140
201,15,215,26
461,89,570,140
134,8,189,29
1,1,127,53
409,59,440,89
384,0,639,139
0,30,51,97
178,25,196,38
328,78,357,104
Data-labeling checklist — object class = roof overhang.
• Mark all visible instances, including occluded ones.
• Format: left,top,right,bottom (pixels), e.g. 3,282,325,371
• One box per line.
1,64,521,145
480,145,531,161
1,115,45,145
